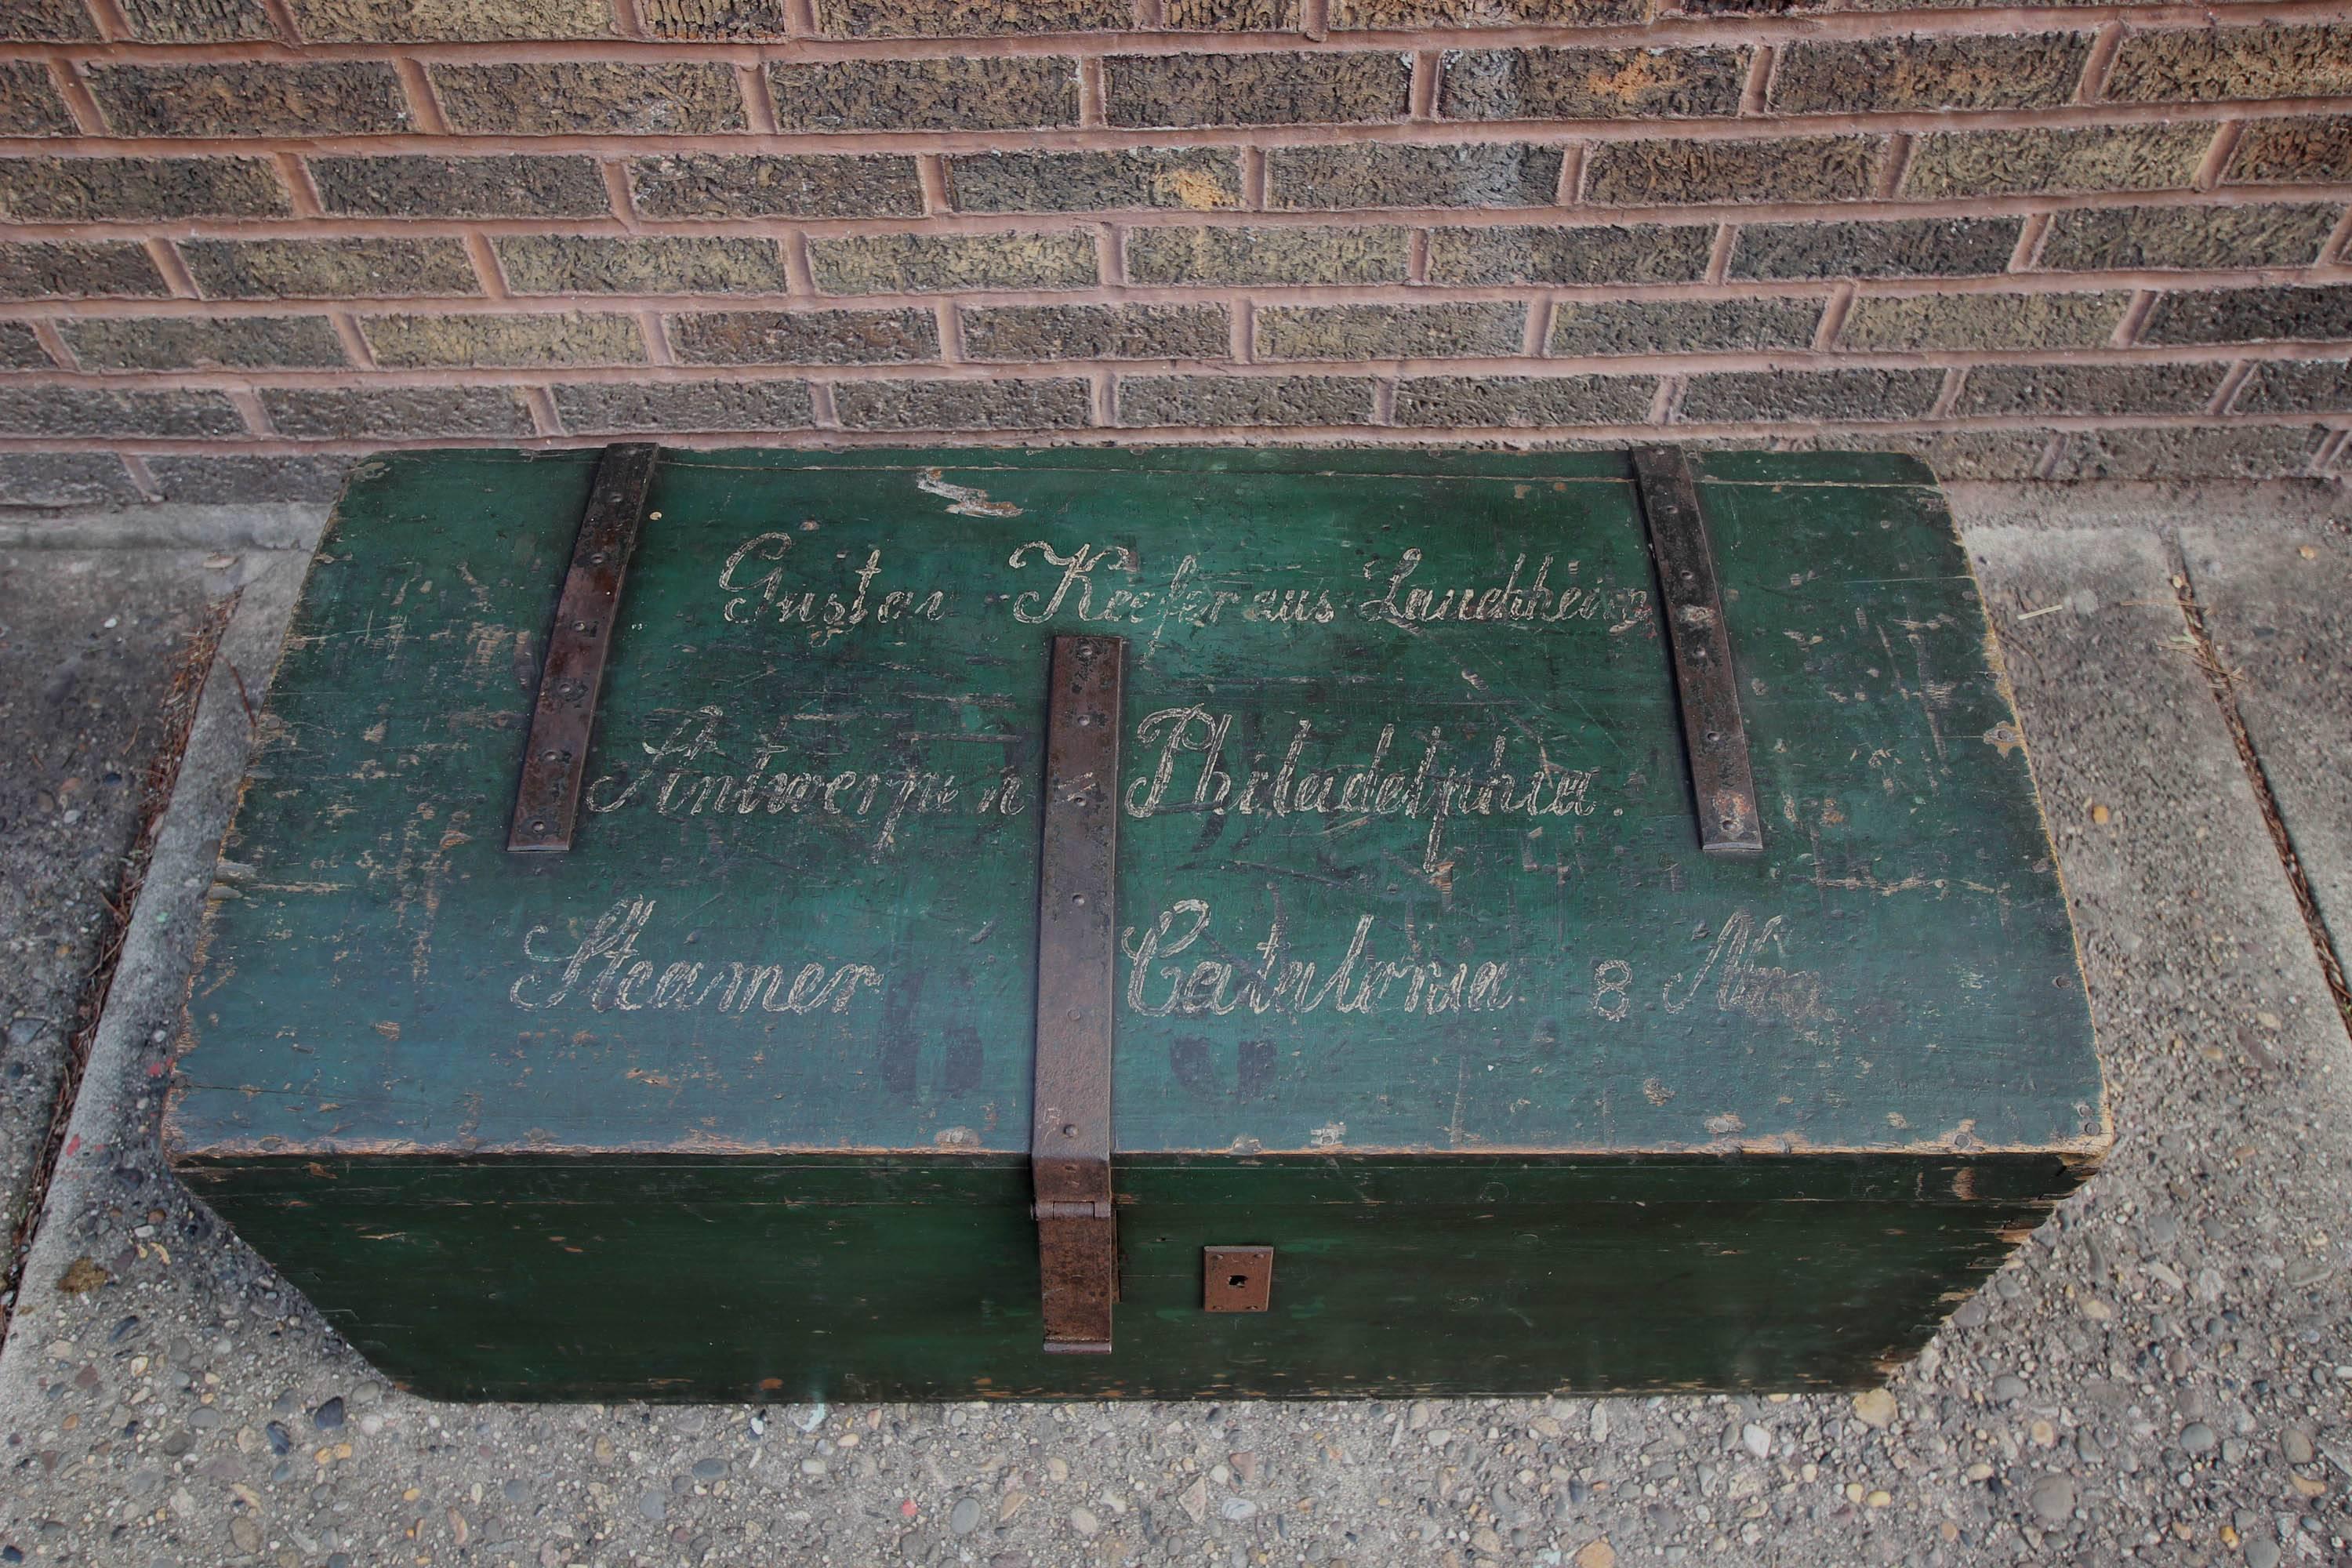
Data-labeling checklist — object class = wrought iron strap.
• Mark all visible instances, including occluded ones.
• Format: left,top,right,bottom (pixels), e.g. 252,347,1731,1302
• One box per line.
1632,445,1765,858
508,443,662,855
1031,634,1125,1354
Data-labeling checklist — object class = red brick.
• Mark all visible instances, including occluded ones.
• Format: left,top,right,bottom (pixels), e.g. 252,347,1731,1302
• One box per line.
1585,136,1881,206
1105,53,1410,129
0,60,74,136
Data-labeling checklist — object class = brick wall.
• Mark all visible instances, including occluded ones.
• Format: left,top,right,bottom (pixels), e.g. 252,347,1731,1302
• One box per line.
1,0,2349,504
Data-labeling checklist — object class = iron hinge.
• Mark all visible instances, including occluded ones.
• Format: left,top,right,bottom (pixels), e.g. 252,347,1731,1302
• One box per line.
1632,445,1764,858
507,443,662,855
1030,633,1125,1355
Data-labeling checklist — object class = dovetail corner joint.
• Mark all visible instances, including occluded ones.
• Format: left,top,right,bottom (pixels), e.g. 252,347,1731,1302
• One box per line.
1632,445,1764,859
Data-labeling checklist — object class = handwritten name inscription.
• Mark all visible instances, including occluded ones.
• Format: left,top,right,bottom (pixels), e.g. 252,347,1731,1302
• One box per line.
508,898,884,1017
503,514,1743,1044
586,707,1027,853
498,895,1840,1075
1126,708,1595,873
1123,898,1516,1020
713,528,1646,644
586,702,1597,873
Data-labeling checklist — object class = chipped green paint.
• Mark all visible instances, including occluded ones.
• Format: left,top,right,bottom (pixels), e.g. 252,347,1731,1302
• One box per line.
170,446,2103,1399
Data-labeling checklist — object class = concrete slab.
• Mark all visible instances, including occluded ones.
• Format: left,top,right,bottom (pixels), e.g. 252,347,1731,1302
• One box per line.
0,501,2348,1568
1946,481,2352,539
0,547,229,1313
2180,523,2352,986
0,506,330,554
1946,524,2352,1565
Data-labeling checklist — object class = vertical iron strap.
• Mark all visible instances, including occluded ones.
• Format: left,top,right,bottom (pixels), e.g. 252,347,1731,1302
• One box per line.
508,443,662,855
1031,634,1125,1354
1632,446,1765,858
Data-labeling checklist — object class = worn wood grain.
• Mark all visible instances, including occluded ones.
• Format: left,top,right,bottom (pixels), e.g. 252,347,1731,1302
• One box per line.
182,1152,2078,1401
165,445,2105,1397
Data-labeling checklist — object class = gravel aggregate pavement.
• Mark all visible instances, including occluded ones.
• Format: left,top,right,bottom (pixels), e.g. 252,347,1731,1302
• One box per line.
0,547,223,1314
2179,524,2352,960
1,489,2349,1568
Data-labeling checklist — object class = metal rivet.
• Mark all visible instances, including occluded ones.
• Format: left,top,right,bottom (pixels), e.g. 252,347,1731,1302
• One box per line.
1060,1123,1078,1138
530,818,547,833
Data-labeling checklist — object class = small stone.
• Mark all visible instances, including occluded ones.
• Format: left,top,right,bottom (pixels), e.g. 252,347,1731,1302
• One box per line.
1069,1506,1101,1537
1180,1477,1207,1524
349,1381,383,1409
1950,1298,1987,1329
2180,1421,2218,1454
1229,1449,1259,1483
1472,1526,1504,1555
1852,1388,1897,1429
1221,1497,1259,1522
1573,1541,1617,1568
2248,1539,2283,1568
2284,1427,2317,1465
311,1397,344,1430
188,1407,221,1430
800,1457,828,1476
1741,1423,1769,1460
2026,1473,2077,1524
1991,1374,2028,1403
691,1457,727,1482
949,1498,982,1536
638,1493,666,1523
229,1517,261,1553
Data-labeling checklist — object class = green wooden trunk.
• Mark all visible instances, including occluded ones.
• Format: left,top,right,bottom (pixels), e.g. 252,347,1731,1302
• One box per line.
169,446,2106,1402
